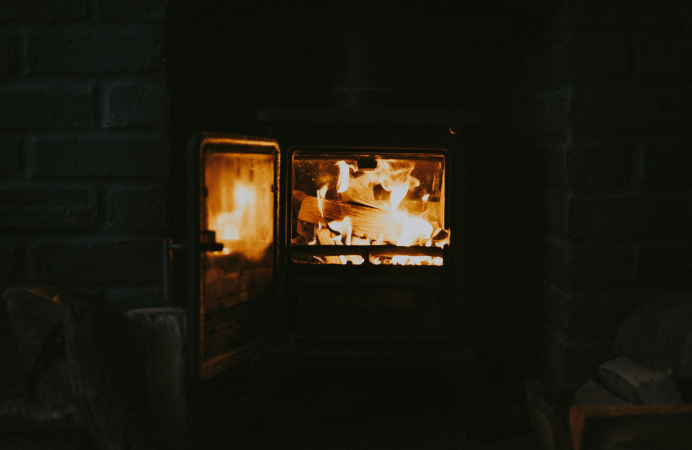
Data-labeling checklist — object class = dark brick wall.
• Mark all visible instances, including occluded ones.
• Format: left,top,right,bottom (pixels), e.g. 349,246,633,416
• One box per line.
0,0,170,310
521,1,692,399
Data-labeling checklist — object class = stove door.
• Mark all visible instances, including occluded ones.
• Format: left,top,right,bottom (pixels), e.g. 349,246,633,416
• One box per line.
188,133,279,379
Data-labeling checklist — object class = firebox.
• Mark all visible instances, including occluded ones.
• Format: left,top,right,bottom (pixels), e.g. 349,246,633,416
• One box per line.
182,109,477,380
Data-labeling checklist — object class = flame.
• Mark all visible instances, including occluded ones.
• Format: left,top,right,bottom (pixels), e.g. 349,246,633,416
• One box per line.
295,156,447,266
336,161,357,194
317,184,328,218
206,153,273,261
216,182,256,241
328,216,352,245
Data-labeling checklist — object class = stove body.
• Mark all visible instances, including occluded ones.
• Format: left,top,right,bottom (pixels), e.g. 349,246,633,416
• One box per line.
184,109,476,380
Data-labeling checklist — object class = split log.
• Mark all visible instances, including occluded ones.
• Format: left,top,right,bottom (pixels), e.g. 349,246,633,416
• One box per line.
123,308,187,450
63,301,153,450
298,194,404,243
572,379,632,407
315,227,345,264
597,356,683,405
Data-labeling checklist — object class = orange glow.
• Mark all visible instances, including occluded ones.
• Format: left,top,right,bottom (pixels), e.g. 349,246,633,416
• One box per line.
317,184,328,218
336,161,357,194
206,153,274,261
293,156,447,266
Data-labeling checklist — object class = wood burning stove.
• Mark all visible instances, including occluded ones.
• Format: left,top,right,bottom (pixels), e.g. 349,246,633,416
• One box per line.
181,109,477,381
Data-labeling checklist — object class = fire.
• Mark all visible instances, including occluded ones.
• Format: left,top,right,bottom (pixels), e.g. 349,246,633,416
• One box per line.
317,184,328,218
216,182,255,242
296,157,447,266
336,161,357,194
206,153,274,261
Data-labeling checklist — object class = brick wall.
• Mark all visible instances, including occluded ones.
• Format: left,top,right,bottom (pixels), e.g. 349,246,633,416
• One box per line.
521,1,692,400
0,0,170,310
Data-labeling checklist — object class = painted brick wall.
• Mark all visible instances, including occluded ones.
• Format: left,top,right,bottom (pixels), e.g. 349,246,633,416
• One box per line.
0,0,170,310
522,1,692,400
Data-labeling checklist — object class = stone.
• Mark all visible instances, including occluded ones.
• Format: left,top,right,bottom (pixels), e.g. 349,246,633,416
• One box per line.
597,356,683,405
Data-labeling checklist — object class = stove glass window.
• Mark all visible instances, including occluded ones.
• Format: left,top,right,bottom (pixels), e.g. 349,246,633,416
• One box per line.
290,151,448,266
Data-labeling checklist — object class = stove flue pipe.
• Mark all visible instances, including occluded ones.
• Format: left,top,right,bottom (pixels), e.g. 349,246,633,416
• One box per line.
331,26,396,110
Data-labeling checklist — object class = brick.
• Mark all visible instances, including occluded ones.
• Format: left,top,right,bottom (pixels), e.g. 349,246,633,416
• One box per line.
641,29,692,79
545,92,570,133
571,83,692,132
105,86,169,129
105,287,166,311
568,32,632,80
544,146,566,186
0,189,96,229
541,327,614,399
524,44,569,93
32,241,161,283
107,188,169,231
636,244,692,286
566,145,633,186
99,0,167,20
0,136,21,175
0,32,19,75
642,143,692,185
33,139,170,178
544,288,646,342
547,190,569,236
641,2,692,28
568,195,692,239
545,238,634,288
27,28,164,74
0,89,95,129
0,0,87,19
569,0,641,29
547,145,633,187
0,242,24,282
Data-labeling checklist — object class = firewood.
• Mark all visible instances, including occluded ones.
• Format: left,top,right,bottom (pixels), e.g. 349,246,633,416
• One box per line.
298,194,404,244
63,302,153,450
572,379,632,406
315,227,345,264
597,356,683,405
124,308,187,449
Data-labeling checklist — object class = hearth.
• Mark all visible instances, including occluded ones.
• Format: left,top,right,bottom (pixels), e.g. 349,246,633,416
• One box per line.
178,109,477,380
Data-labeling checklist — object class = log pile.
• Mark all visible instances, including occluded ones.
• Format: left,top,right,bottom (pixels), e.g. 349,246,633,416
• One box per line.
566,296,692,450
292,189,447,264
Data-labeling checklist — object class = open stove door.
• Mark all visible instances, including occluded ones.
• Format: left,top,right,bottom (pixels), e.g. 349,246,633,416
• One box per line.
187,133,280,380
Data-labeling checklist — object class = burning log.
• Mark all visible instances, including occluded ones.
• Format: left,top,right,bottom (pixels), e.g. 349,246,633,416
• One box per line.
297,193,404,244
315,227,345,264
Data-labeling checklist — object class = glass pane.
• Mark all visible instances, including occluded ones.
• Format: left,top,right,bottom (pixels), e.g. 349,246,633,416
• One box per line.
202,151,274,316
290,151,447,266
205,152,274,262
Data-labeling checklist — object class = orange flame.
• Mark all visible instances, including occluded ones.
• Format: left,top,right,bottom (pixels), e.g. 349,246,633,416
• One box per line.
336,161,357,194
316,184,328,218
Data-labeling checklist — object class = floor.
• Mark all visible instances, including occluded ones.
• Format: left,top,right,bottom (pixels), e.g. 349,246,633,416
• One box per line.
194,354,542,450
